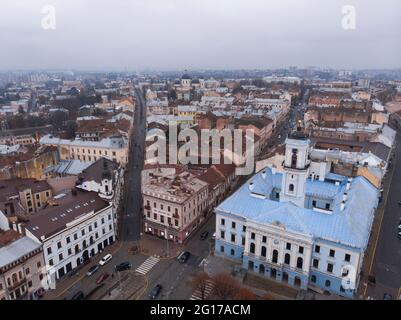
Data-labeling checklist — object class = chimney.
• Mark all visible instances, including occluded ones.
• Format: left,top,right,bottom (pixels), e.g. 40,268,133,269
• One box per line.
249,182,254,192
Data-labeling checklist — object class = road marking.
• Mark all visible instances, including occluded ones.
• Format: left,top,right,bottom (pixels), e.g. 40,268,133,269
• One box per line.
135,256,160,275
190,279,214,300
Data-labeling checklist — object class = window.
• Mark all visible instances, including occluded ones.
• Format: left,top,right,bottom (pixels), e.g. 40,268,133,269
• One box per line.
68,248,72,255
160,215,164,223
345,254,351,262
160,204,164,210
108,214,112,221
47,247,52,255
57,242,62,249
296,257,303,269
89,225,92,232
74,233,78,240
59,253,63,261
101,218,105,224
284,253,290,265
325,280,331,287
327,263,334,273
251,233,255,240
175,219,178,227
153,213,157,220
49,259,54,266
242,225,246,232
250,243,255,254
221,218,225,226
230,249,235,256
37,261,41,268
289,184,294,192
312,259,319,268
81,229,85,236
261,246,267,257
272,250,278,263
231,221,236,229
66,237,70,244
94,222,98,228
25,268,30,275
262,236,267,243
299,246,304,254
312,200,316,207
220,231,225,239
231,234,235,243
311,275,316,283
220,246,224,253
286,243,291,250
315,245,320,253
325,203,330,210
242,237,245,246
329,249,335,258
28,281,33,288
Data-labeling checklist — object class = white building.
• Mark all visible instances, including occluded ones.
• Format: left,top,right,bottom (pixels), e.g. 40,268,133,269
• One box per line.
24,190,116,280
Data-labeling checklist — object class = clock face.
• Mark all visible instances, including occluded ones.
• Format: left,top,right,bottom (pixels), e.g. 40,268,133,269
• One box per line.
273,239,279,245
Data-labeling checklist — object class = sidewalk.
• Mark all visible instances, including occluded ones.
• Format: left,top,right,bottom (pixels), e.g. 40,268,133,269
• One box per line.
140,233,183,259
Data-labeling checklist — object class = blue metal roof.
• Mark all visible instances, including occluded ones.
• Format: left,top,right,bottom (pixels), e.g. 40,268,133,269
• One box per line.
217,167,378,249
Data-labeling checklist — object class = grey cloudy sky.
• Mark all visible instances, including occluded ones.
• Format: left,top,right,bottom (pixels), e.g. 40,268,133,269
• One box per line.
0,0,400,70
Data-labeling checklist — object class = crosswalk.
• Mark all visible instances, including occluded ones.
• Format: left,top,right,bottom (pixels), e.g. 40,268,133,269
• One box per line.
190,279,214,300
135,256,160,275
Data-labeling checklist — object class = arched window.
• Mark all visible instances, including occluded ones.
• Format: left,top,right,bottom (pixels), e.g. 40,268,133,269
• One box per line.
291,149,298,168
250,243,255,254
259,264,265,274
284,253,291,265
261,246,267,257
297,257,303,269
272,250,278,263
289,184,294,192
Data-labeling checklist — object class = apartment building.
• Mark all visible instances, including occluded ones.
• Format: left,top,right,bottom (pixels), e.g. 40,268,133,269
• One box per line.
24,190,115,280
142,166,209,244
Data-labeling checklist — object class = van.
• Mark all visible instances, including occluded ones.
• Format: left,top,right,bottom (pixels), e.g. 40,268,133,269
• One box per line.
99,254,112,266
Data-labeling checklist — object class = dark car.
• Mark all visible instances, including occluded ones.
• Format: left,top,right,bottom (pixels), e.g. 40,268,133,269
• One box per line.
177,251,190,263
200,231,209,240
115,261,132,272
383,293,393,300
149,284,162,299
86,265,100,277
70,291,85,300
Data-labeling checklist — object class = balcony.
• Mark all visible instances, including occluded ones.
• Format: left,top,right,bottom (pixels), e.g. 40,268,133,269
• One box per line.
8,277,26,291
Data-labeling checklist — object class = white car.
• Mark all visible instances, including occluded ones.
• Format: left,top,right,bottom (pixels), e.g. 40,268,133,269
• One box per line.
99,253,112,266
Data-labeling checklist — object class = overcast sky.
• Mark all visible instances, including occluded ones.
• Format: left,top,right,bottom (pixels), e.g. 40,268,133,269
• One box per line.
0,0,400,71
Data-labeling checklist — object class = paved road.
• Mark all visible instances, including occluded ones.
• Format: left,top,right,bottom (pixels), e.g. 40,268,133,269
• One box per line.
367,133,401,299
122,86,147,242
141,217,216,300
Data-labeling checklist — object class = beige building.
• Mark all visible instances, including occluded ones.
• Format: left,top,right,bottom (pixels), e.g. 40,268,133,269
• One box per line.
0,231,45,300
39,134,128,167
142,166,209,243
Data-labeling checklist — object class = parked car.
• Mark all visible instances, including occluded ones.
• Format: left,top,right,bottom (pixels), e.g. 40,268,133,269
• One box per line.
96,272,110,284
200,231,209,240
86,265,100,277
383,293,393,300
211,232,216,240
99,254,112,266
115,261,132,272
70,291,85,300
149,284,162,299
397,231,401,239
177,251,190,263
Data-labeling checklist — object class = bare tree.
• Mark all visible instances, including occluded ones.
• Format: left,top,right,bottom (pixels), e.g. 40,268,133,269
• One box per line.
211,273,240,300
233,287,257,300
192,272,211,300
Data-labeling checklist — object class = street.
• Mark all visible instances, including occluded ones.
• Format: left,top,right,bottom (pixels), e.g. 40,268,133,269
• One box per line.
366,133,401,299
